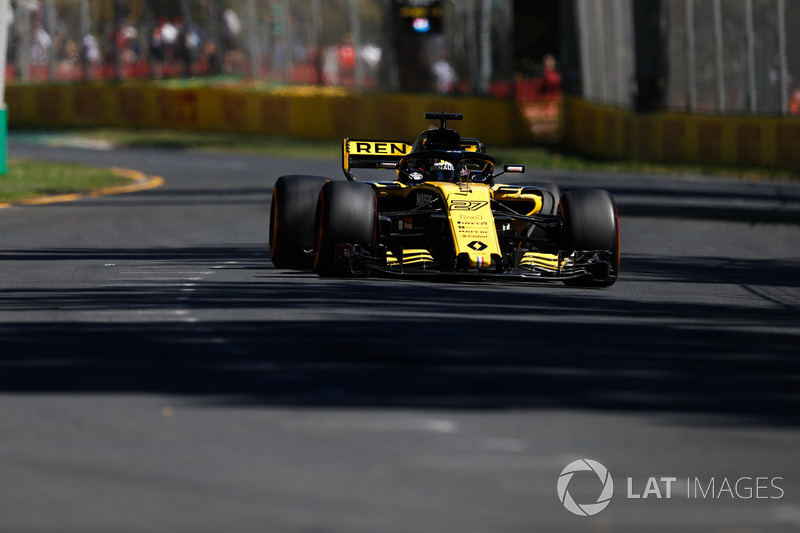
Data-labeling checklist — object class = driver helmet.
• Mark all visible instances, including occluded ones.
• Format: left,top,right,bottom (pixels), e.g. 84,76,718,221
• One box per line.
430,159,456,181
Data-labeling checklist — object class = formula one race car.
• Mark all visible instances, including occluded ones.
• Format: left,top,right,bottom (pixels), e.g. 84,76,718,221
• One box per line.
269,112,619,286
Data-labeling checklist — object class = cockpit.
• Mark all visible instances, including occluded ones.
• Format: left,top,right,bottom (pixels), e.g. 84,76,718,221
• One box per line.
397,152,495,184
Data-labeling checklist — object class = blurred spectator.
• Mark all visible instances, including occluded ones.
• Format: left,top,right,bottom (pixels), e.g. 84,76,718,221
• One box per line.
118,17,140,66
200,40,221,75
53,24,69,62
322,46,339,85
221,8,245,73
790,89,800,115
183,22,202,72
55,30,79,79
80,34,100,79
222,8,241,51
540,54,561,95
337,33,356,86
361,41,382,74
173,16,191,74
769,55,795,113
31,22,51,65
149,24,165,77
161,17,178,68
432,54,455,94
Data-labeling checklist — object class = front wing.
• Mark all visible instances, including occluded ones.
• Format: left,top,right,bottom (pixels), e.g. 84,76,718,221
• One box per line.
334,244,616,283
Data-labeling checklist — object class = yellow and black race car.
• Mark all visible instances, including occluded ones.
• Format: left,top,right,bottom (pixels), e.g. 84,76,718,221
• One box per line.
269,112,619,286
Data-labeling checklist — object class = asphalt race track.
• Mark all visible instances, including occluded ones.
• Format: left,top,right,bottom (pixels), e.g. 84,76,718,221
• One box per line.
2,136,800,532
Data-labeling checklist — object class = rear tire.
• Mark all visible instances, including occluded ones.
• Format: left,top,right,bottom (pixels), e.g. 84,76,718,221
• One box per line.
559,189,620,287
313,181,377,277
269,175,329,270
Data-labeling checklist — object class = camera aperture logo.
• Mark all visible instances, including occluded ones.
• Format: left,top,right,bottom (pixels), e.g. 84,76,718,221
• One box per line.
557,459,786,518
557,459,614,517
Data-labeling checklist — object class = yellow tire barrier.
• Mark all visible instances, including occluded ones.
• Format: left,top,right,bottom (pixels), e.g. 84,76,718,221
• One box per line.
6,82,534,147
563,96,800,170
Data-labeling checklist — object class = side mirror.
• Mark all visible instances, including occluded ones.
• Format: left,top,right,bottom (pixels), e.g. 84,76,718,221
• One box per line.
493,164,525,180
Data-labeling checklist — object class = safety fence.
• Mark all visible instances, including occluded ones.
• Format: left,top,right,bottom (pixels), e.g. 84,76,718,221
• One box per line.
560,0,800,170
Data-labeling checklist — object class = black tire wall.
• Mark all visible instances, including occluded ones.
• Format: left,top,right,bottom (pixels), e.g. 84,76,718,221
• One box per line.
559,188,620,286
314,181,377,277
269,175,329,270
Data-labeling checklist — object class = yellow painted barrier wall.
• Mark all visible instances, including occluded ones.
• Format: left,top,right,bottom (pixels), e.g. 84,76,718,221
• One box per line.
563,96,800,170
6,82,534,147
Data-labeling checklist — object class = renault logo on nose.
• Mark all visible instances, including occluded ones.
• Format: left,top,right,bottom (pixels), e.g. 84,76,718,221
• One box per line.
467,241,487,251
557,459,614,517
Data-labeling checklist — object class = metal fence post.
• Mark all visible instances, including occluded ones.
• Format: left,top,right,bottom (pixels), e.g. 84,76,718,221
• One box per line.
348,0,364,87
245,0,258,78
777,0,788,114
684,0,696,111
712,0,725,112
595,0,608,102
281,0,292,81
311,0,321,51
744,0,756,112
465,0,479,92
45,0,56,80
0,0,7,103
0,0,9,175
479,0,492,94
79,0,89,43
498,0,513,84
381,0,399,91
612,0,627,106
576,0,592,100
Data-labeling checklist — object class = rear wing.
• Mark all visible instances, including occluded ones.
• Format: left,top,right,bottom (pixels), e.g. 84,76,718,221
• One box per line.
343,138,412,181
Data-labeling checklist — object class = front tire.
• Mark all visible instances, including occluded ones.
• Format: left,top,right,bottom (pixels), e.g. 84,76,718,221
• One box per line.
313,181,377,277
269,175,329,270
527,182,561,215
524,182,562,243
559,189,620,287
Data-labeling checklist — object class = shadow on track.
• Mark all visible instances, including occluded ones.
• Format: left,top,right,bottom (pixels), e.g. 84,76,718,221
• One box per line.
604,181,799,224
1,246,799,427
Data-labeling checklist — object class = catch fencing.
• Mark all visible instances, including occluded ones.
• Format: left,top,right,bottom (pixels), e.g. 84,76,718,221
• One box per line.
570,0,800,116
7,0,519,96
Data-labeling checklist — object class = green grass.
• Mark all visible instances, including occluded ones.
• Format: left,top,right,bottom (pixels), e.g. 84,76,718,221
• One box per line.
0,159,130,203
74,128,343,158
12,127,800,182
490,146,799,181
